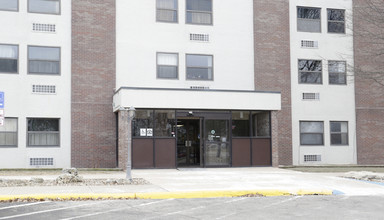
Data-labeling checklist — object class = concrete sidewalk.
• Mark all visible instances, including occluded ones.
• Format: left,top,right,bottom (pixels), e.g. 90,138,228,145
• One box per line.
1,168,384,200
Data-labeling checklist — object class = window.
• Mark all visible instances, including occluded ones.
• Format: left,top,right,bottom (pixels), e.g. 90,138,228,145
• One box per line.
252,112,270,137
0,44,18,74
133,110,154,137
186,54,213,80
28,0,60,14
0,0,18,11
330,121,348,145
186,0,212,25
329,61,346,85
154,110,176,137
298,60,322,84
0,118,17,147
232,111,250,137
300,121,324,145
328,9,345,33
157,53,178,79
297,7,321,32
27,118,60,147
157,0,178,22
28,46,60,74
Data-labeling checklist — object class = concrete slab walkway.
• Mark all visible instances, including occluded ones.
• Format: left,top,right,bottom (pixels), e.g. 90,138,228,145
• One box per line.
0,168,384,200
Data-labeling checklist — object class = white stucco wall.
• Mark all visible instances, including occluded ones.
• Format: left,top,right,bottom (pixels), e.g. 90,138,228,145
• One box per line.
116,0,255,91
290,0,356,165
0,1,71,168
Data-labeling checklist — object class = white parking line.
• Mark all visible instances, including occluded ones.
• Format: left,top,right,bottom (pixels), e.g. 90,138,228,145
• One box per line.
0,201,52,211
0,201,111,220
146,197,249,219
61,199,175,220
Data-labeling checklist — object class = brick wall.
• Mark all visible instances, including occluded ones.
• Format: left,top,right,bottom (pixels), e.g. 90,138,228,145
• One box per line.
253,0,292,166
71,0,117,168
354,0,384,165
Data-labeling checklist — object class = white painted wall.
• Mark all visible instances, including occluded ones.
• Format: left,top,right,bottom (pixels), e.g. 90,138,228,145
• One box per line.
116,0,255,91
290,0,356,165
113,88,281,112
0,1,71,168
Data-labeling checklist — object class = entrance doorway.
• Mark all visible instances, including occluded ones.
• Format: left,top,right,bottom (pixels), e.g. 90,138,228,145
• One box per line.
177,119,201,167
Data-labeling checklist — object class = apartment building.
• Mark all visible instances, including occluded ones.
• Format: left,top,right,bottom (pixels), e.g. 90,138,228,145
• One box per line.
0,0,383,169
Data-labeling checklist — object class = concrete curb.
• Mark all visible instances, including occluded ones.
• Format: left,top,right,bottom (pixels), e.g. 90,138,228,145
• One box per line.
0,190,334,201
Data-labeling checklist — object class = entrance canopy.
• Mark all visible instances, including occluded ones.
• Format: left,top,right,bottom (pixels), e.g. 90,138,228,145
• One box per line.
113,87,281,111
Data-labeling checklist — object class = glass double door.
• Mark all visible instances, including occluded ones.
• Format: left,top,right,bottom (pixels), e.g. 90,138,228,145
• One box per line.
177,116,230,167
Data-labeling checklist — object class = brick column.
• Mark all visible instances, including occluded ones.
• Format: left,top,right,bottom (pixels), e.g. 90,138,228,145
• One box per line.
254,0,292,166
271,111,279,167
118,110,129,170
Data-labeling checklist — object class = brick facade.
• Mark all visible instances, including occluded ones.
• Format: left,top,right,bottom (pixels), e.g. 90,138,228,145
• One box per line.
253,0,292,165
71,0,117,168
354,0,384,165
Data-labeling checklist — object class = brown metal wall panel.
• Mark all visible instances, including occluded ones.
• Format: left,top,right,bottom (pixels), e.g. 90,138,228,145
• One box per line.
232,138,251,167
155,139,176,168
132,139,154,168
252,138,271,166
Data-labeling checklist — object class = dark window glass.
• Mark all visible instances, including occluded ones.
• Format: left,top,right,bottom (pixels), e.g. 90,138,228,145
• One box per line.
27,118,60,146
186,55,213,80
157,53,178,79
0,118,17,147
29,0,60,14
154,110,176,137
133,110,154,137
0,0,18,11
328,9,345,33
300,121,324,145
298,7,321,19
297,7,321,32
186,0,212,25
28,119,59,131
299,60,322,84
252,112,270,137
330,121,348,145
28,46,60,74
0,44,18,73
232,111,250,137
329,61,346,84
157,0,178,22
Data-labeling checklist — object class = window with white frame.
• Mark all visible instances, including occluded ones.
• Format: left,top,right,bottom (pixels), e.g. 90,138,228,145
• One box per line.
297,7,321,32
298,60,322,84
27,118,60,147
329,61,346,85
157,0,178,22
300,121,324,145
157,53,178,79
0,118,17,147
328,9,345,33
186,54,213,80
330,121,348,145
28,46,60,74
0,0,18,11
186,0,212,25
28,0,60,14
0,44,18,74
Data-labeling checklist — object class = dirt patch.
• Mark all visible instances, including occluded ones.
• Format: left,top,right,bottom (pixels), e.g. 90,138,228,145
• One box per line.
0,178,149,187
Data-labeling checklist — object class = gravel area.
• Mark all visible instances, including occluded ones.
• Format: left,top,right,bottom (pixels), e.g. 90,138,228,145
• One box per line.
342,171,384,183
0,178,150,187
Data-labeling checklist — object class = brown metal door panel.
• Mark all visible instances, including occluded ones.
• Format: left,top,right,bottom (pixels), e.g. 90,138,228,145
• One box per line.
155,139,176,168
132,139,154,168
252,138,272,166
232,138,251,167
